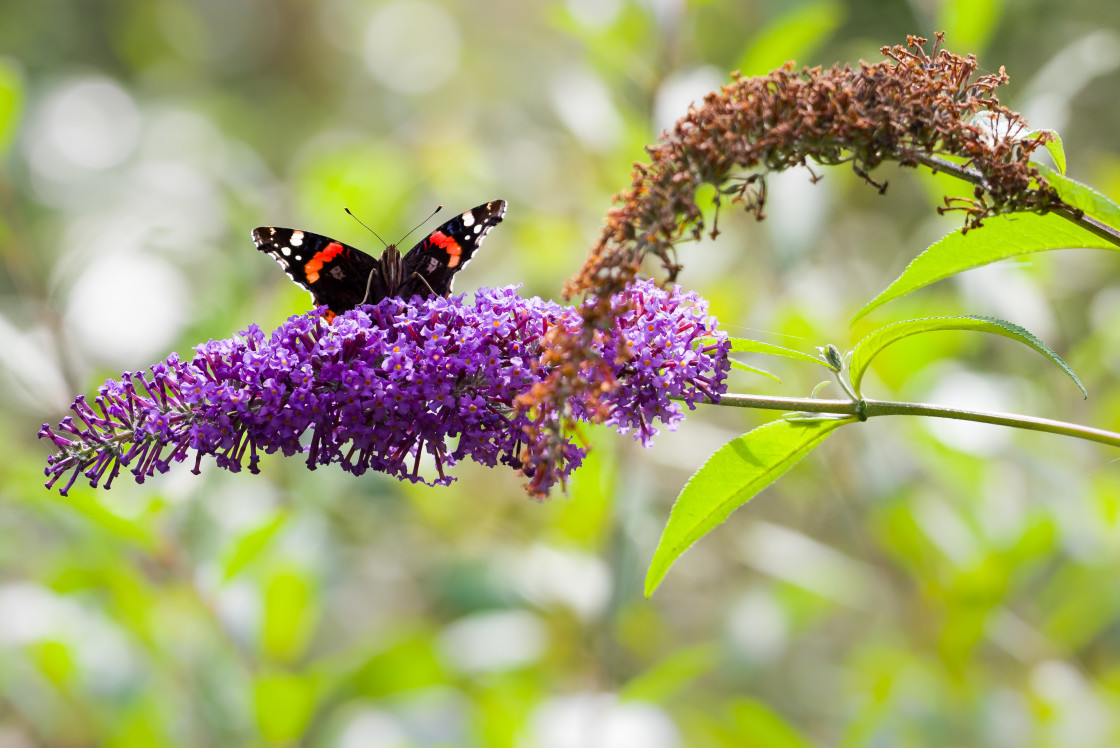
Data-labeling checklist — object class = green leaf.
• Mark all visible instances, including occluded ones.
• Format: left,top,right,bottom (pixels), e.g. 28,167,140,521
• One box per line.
49,491,156,550
106,701,165,748
728,698,818,747
348,635,447,697
1030,130,1066,174
1035,162,1120,227
725,337,828,367
937,0,1004,53
852,212,1120,321
559,425,616,548
848,315,1086,398
729,358,781,383
0,58,23,157
222,511,288,581
645,418,852,596
254,670,317,743
620,644,718,704
262,566,316,662
736,0,844,76
810,380,831,398
30,640,76,686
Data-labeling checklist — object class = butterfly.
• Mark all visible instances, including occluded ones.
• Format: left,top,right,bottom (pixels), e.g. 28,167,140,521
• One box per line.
252,200,507,319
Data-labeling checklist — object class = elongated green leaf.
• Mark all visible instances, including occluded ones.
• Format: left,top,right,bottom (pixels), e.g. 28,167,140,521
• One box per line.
1035,162,1120,227
222,511,288,581
49,491,156,549
645,418,852,596
726,337,828,367
853,212,1120,321
737,0,844,76
1030,130,1066,174
849,315,1086,398
729,358,781,383
263,566,316,662
254,670,317,742
620,644,718,704
0,59,23,157
729,698,819,748
937,0,1003,52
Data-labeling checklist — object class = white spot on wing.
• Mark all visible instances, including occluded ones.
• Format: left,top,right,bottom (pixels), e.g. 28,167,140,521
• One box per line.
281,246,291,257
461,211,475,227
473,224,481,233
291,231,304,246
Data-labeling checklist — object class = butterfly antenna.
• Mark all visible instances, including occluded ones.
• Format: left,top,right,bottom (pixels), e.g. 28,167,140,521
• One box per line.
344,207,390,249
397,204,443,245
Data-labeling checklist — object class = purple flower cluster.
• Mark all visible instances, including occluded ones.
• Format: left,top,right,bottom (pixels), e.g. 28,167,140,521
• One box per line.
590,284,730,441
40,281,729,496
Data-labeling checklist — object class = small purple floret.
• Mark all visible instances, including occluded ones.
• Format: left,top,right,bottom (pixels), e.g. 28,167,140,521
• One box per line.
40,281,729,495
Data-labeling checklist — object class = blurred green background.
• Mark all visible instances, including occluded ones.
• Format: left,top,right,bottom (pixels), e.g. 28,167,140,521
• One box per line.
3,0,1120,745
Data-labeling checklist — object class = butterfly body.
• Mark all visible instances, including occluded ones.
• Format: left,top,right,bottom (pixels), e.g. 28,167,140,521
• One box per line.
252,200,507,317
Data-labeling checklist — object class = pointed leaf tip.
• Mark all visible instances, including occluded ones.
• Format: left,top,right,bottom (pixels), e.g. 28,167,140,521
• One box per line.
644,417,851,596
849,315,1086,399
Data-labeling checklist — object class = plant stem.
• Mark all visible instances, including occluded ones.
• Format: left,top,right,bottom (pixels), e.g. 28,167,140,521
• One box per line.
699,393,1120,449
911,152,1120,247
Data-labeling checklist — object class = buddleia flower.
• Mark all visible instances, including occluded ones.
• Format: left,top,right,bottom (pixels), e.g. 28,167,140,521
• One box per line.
41,281,729,496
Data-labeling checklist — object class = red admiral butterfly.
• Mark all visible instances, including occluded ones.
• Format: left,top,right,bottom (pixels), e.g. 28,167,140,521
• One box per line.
252,200,507,319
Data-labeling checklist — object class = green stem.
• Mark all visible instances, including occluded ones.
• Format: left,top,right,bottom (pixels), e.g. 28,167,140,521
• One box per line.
911,152,1120,248
702,393,1120,449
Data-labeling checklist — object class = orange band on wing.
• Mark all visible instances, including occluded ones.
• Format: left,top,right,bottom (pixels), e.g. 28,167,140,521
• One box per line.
427,231,463,267
304,242,346,283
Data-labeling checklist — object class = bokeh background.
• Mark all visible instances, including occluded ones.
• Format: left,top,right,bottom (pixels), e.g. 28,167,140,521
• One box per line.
3,0,1120,745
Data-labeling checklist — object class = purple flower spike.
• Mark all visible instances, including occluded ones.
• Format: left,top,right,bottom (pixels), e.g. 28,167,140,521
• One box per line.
41,281,729,496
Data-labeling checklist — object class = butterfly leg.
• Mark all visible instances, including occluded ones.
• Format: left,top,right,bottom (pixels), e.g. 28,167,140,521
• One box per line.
407,271,438,297
361,268,379,305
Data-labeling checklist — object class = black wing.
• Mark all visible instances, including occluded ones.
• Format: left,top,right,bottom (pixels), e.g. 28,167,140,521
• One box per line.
251,227,381,314
398,200,507,298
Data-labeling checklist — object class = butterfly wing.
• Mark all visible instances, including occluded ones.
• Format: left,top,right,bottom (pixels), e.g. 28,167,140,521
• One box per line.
251,227,383,314
398,200,507,298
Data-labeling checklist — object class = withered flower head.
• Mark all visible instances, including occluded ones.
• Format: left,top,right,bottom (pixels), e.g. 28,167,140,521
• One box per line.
517,34,1059,492
571,33,1054,299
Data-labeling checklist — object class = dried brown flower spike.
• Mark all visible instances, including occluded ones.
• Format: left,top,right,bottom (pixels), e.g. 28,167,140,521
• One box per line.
568,33,1055,301
517,34,1061,495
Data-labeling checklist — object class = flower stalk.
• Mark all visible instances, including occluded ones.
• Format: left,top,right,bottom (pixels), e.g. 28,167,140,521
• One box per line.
697,393,1120,449
910,151,1120,247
